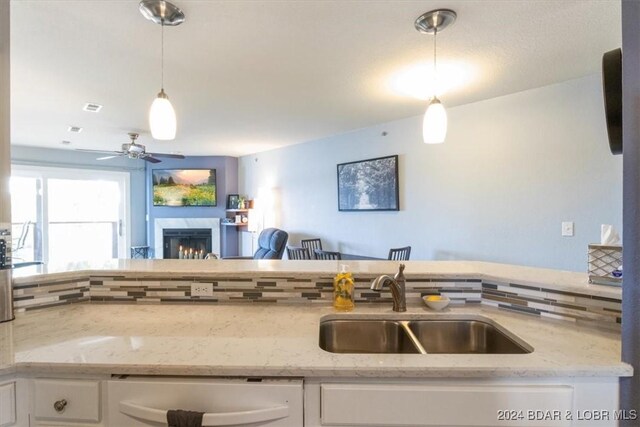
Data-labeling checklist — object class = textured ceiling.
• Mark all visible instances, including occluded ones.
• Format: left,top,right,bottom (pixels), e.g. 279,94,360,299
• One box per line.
10,0,621,156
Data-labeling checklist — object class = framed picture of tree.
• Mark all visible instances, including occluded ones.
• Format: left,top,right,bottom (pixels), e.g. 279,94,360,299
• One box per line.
337,155,399,211
152,169,217,206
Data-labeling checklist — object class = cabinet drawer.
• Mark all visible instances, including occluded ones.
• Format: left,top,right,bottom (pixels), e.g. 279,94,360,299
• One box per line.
34,379,100,423
321,383,573,427
107,377,303,426
0,381,16,427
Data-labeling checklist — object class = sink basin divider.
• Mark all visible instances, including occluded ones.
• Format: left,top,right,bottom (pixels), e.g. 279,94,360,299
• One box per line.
399,321,428,354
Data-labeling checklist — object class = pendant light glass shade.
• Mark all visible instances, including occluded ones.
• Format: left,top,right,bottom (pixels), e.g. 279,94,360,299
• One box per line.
149,89,176,140
422,97,447,144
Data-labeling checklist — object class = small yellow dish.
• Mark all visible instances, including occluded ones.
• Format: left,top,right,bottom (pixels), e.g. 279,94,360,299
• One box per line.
422,295,450,311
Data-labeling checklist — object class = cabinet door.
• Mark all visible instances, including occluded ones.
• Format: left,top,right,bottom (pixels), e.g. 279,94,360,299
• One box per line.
320,383,573,427
0,381,16,427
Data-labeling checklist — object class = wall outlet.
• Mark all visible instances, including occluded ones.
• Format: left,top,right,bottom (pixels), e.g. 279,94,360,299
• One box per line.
191,282,213,297
561,221,575,237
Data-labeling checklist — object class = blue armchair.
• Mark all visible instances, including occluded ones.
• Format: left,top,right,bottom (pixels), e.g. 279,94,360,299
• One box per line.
224,228,288,260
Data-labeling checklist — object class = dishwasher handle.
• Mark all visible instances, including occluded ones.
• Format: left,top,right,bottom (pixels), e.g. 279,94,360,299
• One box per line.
119,401,289,426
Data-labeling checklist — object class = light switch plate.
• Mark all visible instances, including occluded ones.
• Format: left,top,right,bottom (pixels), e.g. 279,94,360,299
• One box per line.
562,221,574,237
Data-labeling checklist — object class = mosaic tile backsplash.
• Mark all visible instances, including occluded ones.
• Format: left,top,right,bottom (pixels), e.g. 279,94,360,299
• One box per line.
12,273,621,327
13,276,90,312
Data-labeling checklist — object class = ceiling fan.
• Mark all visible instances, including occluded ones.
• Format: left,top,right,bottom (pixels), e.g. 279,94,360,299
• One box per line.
75,133,185,163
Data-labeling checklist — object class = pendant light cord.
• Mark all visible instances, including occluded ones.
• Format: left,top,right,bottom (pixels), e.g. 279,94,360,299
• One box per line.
433,28,438,99
161,20,165,90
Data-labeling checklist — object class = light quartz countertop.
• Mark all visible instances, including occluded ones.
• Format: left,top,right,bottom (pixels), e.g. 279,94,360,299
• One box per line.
12,259,622,299
0,303,631,378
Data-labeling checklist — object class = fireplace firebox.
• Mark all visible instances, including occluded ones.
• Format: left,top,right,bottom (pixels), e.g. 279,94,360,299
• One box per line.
163,228,212,259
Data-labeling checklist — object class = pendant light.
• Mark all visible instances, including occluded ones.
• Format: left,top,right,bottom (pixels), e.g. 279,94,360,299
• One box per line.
139,0,185,140
415,9,457,144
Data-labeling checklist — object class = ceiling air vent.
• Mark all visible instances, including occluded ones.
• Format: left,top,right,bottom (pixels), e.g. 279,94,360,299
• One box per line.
83,103,103,113
67,126,83,133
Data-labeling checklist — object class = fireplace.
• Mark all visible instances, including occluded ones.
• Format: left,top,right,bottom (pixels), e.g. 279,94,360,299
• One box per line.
163,228,212,259
153,218,220,259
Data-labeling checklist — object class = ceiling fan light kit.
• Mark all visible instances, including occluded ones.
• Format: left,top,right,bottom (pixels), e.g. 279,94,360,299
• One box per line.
415,9,457,145
140,0,185,141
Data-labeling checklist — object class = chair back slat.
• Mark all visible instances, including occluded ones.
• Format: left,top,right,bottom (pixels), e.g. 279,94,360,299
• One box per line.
301,238,323,259
388,246,411,261
314,249,341,260
286,246,311,260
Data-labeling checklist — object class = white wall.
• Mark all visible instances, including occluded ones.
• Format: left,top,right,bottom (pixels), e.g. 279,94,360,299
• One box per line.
239,75,623,272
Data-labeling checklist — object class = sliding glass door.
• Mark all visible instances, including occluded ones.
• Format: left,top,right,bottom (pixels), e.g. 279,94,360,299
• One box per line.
10,165,130,264
9,175,40,262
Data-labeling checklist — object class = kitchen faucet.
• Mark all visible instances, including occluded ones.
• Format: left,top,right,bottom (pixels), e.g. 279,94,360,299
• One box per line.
370,264,406,312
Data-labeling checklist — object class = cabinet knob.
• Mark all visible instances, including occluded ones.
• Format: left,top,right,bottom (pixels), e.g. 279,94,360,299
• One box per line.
53,399,67,413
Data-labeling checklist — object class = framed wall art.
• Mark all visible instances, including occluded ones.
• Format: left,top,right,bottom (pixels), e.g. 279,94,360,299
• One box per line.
337,155,399,211
226,194,240,209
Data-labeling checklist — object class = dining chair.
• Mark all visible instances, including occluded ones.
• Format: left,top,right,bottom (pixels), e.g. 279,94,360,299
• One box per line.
301,238,323,259
388,246,411,261
314,249,341,260
286,246,311,260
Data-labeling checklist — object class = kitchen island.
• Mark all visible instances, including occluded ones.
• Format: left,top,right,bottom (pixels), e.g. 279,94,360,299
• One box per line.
0,260,631,426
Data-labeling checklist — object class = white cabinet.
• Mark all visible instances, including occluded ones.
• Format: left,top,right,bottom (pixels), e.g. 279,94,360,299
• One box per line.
305,378,620,427
8,374,619,427
0,381,16,427
320,383,572,427
107,377,303,426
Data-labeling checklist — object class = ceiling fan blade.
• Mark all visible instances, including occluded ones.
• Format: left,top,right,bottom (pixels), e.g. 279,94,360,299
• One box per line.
147,152,185,159
75,148,124,155
142,156,162,164
96,155,120,161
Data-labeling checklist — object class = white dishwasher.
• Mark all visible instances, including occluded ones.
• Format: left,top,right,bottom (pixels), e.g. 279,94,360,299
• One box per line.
106,376,303,426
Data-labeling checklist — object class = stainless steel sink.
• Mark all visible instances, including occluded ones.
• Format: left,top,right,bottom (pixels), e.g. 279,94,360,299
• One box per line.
319,317,532,354
407,320,531,354
319,320,420,354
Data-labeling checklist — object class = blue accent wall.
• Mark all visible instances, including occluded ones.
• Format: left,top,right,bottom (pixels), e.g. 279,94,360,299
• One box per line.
145,156,238,255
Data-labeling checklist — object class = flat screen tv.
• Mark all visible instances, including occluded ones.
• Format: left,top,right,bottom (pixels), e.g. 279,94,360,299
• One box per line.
152,169,217,207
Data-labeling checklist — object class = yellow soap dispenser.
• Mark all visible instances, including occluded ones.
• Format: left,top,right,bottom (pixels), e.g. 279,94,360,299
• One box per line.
333,264,354,311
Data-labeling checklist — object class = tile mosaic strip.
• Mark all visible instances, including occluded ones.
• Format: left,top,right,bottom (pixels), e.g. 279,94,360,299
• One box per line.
13,276,90,312
481,281,621,327
88,275,482,305
12,273,620,329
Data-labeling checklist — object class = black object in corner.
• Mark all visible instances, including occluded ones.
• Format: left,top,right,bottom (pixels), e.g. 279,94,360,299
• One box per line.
603,48,623,155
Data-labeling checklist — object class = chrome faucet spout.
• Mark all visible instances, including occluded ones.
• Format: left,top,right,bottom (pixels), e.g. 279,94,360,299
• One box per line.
370,275,395,291
370,264,407,312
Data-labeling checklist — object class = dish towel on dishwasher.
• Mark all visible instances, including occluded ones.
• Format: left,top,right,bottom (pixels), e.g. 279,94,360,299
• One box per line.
167,409,204,427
